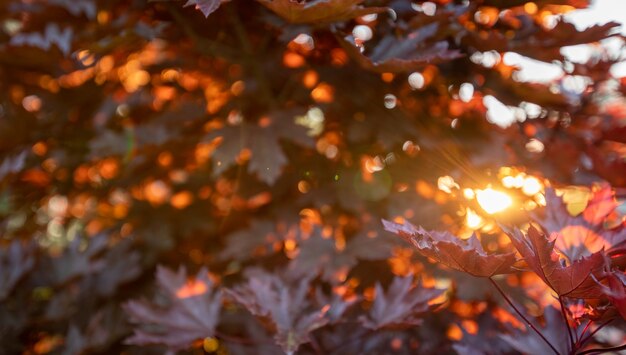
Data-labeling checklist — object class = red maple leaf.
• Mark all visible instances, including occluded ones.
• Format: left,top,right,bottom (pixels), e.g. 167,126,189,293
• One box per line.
595,268,626,320
506,226,605,298
382,219,516,277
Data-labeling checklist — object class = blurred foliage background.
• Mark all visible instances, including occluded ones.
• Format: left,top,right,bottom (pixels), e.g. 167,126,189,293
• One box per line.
1,0,625,354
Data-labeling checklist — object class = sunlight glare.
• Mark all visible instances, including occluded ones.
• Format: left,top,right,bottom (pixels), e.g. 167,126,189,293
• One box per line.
476,188,512,214
465,208,483,229
521,176,542,196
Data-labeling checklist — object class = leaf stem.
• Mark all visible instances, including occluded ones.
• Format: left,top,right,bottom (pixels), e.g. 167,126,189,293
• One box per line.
489,277,559,355
558,296,575,352
577,343,626,355
576,319,593,347
577,318,614,349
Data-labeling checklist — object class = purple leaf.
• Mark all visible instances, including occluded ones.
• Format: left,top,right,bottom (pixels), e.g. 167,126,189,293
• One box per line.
184,0,222,18
0,241,35,300
124,266,222,351
359,274,443,329
227,269,329,353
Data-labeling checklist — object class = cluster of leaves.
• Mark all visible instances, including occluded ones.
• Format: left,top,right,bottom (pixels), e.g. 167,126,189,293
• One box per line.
385,185,626,354
1,0,626,353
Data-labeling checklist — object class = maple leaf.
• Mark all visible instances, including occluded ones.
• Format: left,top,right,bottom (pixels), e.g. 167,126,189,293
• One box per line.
44,234,108,285
226,269,331,354
359,275,443,329
339,23,462,73
288,229,357,282
595,268,626,320
88,239,142,297
345,229,397,261
258,0,386,24
382,219,516,277
63,306,127,354
288,227,397,282
0,241,35,301
246,126,289,185
124,266,222,351
583,184,619,225
501,306,584,355
184,0,222,17
506,226,605,298
314,287,358,323
206,115,313,185
219,220,280,261
463,18,618,62
535,188,626,261
10,23,73,55
48,0,96,19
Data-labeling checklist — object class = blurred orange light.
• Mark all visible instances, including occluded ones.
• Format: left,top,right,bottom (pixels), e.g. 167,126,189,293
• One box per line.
176,279,207,298
465,208,483,230
284,239,296,252
98,158,119,179
283,52,305,68
524,2,538,14
302,70,319,88
522,176,542,196
171,191,193,209
381,73,394,82
311,83,334,103
32,142,47,156
144,180,170,206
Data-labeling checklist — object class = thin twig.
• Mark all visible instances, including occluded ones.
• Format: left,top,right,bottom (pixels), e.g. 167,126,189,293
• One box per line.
576,319,593,347
577,318,614,349
559,296,575,351
489,277,560,355
577,343,626,355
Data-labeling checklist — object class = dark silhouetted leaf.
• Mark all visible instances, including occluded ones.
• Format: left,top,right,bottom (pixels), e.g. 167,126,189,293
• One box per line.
288,229,356,282
47,234,108,285
184,0,222,17
124,266,222,351
339,24,462,73
227,269,330,354
359,275,443,329
0,241,34,300
219,220,280,261
207,117,313,184
10,24,73,55
259,0,386,24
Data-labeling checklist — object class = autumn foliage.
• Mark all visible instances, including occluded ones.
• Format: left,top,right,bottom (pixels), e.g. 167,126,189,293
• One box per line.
1,0,626,354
